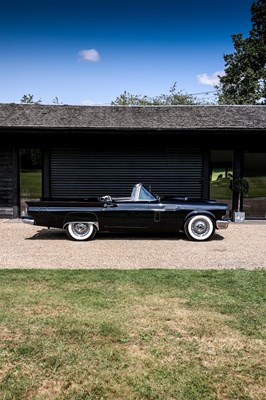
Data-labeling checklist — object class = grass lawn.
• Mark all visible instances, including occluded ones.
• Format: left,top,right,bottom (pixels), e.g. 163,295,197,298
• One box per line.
0,269,265,400
20,170,42,199
210,175,266,199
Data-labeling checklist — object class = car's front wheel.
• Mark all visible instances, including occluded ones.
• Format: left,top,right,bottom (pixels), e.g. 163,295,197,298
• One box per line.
66,222,97,241
184,215,215,241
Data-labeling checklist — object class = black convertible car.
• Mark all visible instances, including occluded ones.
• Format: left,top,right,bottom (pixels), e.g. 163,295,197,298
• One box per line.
22,183,229,241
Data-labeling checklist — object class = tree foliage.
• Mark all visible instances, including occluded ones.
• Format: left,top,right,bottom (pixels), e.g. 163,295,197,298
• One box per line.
217,0,266,105
20,94,42,104
231,177,250,212
20,94,62,104
111,83,207,105
20,149,42,169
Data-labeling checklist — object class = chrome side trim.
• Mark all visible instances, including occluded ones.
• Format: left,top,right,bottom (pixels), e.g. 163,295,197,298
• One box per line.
216,220,230,230
22,218,35,225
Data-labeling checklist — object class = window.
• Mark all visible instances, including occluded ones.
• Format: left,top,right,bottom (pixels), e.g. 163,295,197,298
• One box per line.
20,149,42,215
243,153,266,219
210,150,233,212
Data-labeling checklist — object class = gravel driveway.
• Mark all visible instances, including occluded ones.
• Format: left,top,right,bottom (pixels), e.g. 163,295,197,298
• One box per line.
0,219,265,269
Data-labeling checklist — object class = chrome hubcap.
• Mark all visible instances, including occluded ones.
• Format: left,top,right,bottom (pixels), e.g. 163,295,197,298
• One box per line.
73,223,89,235
192,220,209,236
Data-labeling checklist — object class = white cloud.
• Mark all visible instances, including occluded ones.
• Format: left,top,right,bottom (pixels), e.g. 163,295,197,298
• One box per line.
81,99,109,106
78,49,100,62
197,70,225,86
81,99,96,105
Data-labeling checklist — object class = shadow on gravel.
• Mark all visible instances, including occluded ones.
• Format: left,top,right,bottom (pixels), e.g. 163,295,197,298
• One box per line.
26,228,66,240
26,228,225,242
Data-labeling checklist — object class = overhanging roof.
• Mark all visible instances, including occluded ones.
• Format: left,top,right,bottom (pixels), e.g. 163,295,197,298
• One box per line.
0,103,265,131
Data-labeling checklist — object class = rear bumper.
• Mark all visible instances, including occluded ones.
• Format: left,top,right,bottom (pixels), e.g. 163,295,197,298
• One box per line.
216,219,230,230
22,217,35,225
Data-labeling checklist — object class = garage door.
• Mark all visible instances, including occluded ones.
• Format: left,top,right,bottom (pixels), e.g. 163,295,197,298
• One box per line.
50,147,203,198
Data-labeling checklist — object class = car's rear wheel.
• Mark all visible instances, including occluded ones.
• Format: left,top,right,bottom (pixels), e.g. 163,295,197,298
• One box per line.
184,215,214,241
66,222,97,241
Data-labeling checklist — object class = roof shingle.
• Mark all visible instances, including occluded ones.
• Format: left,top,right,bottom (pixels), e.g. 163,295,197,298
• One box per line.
0,103,265,130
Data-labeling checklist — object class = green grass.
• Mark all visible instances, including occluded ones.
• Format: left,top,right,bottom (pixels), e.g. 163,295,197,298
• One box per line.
20,170,42,199
210,175,266,199
0,269,265,400
210,177,232,199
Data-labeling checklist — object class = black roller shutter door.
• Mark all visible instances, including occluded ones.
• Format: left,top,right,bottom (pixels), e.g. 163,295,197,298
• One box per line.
50,147,203,198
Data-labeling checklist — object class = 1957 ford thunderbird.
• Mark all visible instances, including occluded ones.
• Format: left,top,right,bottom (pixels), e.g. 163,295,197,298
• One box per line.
22,183,229,241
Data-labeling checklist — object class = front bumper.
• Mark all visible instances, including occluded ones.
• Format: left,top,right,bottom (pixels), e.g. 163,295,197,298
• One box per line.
22,217,35,225
216,219,230,230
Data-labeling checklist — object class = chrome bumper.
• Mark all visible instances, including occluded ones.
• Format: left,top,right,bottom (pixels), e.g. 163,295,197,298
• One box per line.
22,217,35,225
216,219,230,230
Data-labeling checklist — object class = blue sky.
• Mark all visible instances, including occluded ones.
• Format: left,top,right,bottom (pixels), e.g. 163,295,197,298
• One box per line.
0,0,254,105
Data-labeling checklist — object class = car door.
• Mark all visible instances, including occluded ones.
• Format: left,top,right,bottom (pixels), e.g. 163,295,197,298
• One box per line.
99,200,154,232
148,202,183,232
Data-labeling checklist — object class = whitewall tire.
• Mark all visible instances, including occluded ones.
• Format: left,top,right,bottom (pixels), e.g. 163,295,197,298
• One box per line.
184,215,215,241
66,222,97,241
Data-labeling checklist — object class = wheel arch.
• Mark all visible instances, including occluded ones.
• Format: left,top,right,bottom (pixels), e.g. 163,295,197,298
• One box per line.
63,212,99,230
182,210,216,230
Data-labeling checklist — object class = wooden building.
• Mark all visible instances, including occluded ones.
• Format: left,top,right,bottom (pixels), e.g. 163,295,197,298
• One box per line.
0,103,265,219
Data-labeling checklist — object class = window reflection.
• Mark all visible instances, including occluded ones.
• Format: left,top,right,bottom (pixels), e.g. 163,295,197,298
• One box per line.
20,149,42,216
244,153,266,219
210,151,233,214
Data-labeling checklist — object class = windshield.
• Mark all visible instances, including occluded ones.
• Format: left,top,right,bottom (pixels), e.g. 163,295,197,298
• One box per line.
131,184,157,201
139,185,156,201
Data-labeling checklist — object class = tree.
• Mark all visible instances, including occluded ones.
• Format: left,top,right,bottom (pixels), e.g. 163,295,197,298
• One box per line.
52,97,63,105
20,94,62,104
20,94,42,104
20,149,42,169
111,83,208,105
231,177,249,212
217,0,266,105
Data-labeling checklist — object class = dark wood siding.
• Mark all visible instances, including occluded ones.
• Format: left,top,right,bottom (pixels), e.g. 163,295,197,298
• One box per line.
0,148,14,216
0,149,13,205
50,147,203,198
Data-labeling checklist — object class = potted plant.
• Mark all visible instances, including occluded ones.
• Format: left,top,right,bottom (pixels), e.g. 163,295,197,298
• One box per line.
231,177,249,222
